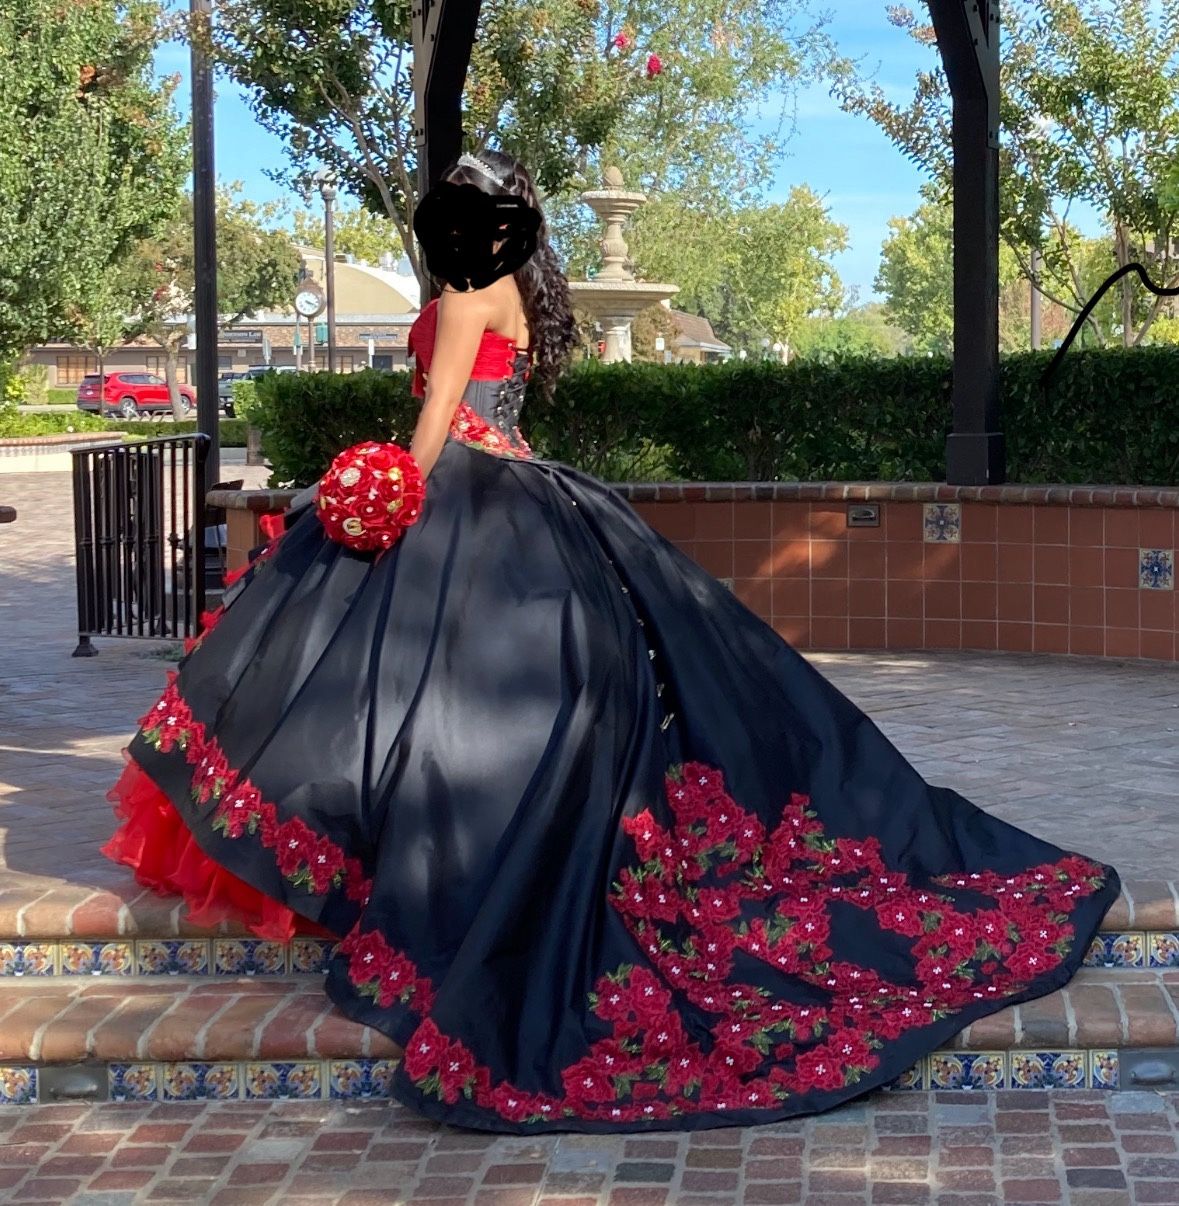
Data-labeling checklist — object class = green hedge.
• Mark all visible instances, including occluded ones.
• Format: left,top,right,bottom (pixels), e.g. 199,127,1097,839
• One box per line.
0,411,248,446
0,409,111,437
251,349,1179,487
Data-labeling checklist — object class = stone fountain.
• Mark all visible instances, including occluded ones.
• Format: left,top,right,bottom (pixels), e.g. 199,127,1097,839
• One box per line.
568,166,678,363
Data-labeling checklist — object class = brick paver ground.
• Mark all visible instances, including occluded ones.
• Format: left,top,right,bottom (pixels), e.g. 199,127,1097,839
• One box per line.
2,470,1179,888
0,1088,1177,1205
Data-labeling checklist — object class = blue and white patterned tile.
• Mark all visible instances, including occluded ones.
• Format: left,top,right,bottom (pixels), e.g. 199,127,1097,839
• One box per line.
243,1061,323,1100
923,503,962,543
328,1059,399,1100
1139,548,1174,590
1107,933,1146,968
136,940,210,976
214,939,287,977
1084,935,1111,967
60,941,134,976
162,1063,240,1101
289,938,336,975
0,1067,36,1104
1089,1050,1119,1090
109,1063,159,1101
0,942,56,976
884,1060,926,1092
1148,932,1179,968
1010,1051,1086,1089
929,1052,1005,1090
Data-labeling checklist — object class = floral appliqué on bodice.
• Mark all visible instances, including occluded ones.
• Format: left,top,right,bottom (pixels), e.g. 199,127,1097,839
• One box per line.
408,299,533,459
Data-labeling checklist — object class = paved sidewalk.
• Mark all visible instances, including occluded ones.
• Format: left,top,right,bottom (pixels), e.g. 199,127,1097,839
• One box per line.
2,470,1179,890
1,1089,1177,1205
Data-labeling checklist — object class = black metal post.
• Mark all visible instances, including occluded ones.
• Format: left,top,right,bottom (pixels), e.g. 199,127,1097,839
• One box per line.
316,171,339,372
929,0,1005,485
191,0,220,493
413,0,483,301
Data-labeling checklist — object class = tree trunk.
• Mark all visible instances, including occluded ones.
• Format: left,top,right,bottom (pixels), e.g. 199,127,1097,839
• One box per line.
165,343,185,422
1115,224,1134,348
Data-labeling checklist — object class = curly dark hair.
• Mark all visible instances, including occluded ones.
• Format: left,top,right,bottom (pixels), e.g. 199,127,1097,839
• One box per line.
442,149,576,398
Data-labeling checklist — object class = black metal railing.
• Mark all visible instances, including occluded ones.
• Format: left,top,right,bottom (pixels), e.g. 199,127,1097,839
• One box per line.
72,434,211,656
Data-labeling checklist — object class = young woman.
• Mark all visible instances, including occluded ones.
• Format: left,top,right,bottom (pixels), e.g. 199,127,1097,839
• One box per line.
105,149,1118,1133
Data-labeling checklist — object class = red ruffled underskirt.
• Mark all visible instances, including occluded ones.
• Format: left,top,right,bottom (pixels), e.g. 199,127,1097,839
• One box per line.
102,757,333,942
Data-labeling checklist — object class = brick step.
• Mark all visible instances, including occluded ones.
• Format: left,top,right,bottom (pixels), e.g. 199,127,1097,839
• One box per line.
3,874,1176,940
0,968,1175,1066
0,968,1174,1104
0,976,397,1065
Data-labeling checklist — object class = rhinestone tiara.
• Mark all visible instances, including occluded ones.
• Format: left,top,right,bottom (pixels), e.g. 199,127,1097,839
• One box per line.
457,151,508,188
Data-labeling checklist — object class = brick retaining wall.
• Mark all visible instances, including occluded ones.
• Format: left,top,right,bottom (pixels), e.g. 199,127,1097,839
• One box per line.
210,481,1179,663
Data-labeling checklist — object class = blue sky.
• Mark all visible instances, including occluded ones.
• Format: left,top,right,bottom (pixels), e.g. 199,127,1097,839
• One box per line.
159,6,929,300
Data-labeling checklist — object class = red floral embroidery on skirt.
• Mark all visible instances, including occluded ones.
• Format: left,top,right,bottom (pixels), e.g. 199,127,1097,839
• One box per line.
136,677,373,905
396,763,1108,1123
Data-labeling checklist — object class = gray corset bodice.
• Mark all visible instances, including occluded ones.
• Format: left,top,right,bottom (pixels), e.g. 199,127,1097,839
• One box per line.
458,352,531,448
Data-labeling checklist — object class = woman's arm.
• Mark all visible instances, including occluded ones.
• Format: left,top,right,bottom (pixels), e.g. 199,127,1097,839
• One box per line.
410,286,495,479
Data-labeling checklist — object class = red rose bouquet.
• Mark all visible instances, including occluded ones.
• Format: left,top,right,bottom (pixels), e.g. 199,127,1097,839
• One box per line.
316,442,425,554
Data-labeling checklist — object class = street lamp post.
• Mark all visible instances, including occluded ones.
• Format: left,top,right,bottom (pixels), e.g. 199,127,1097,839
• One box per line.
314,169,339,373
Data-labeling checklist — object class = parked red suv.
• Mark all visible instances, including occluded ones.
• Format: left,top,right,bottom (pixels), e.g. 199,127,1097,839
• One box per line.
75,373,196,419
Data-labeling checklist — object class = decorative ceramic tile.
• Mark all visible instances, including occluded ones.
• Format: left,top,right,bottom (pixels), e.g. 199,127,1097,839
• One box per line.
1108,933,1146,968
929,1051,1005,1090
109,1063,159,1101
162,1063,240,1101
1010,1051,1086,1089
243,1061,322,1100
1148,932,1179,967
1089,1050,1119,1090
1084,935,1110,967
289,938,336,975
214,939,287,977
136,940,210,976
0,942,56,976
0,1067,35,1104
329,1059,399,1099
923,503,962,543
885,1060,926,1092
60,941,134,976
1139,548,1174,590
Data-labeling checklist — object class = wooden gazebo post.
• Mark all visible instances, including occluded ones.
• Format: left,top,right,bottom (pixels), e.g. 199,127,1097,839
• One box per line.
929,0,1006,485
412,0,483,210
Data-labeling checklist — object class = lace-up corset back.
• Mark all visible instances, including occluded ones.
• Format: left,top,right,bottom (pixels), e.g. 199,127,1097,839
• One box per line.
408,300,532,452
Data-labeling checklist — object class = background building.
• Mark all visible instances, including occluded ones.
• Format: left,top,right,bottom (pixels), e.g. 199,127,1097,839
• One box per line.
23,251,422,387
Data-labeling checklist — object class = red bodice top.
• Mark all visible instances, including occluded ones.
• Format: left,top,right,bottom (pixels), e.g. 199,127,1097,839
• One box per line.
407,298,526,398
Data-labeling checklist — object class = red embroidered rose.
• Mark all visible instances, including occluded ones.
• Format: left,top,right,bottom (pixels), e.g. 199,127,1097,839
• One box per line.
403,1020,446,1081
562,1056,617,1107
437,1041,477,1103
274,816,319,877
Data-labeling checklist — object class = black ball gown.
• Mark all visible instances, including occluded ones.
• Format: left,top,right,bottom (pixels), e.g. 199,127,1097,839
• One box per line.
105,299,1119,1133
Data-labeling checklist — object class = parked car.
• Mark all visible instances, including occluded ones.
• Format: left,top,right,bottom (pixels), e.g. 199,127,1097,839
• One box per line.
218,365,296,416
76,372,196,419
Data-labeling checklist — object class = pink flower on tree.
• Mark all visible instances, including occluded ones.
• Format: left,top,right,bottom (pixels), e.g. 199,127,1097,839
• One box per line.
646,53,663,79
612,32,631,50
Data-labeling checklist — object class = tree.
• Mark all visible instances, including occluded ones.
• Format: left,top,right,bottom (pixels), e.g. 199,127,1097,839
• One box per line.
626,187,847,352
838,0,1179,346
790,305,910,359
213,0,835,288
130,191,302,416
291,205,405,265
876,189,1115,353
0,0,186,365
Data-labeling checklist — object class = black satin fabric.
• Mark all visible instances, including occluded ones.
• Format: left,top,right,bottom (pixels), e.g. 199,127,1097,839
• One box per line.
129,434,1119,1133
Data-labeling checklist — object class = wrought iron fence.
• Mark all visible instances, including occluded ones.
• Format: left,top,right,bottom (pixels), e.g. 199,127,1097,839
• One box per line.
72,434,213,656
